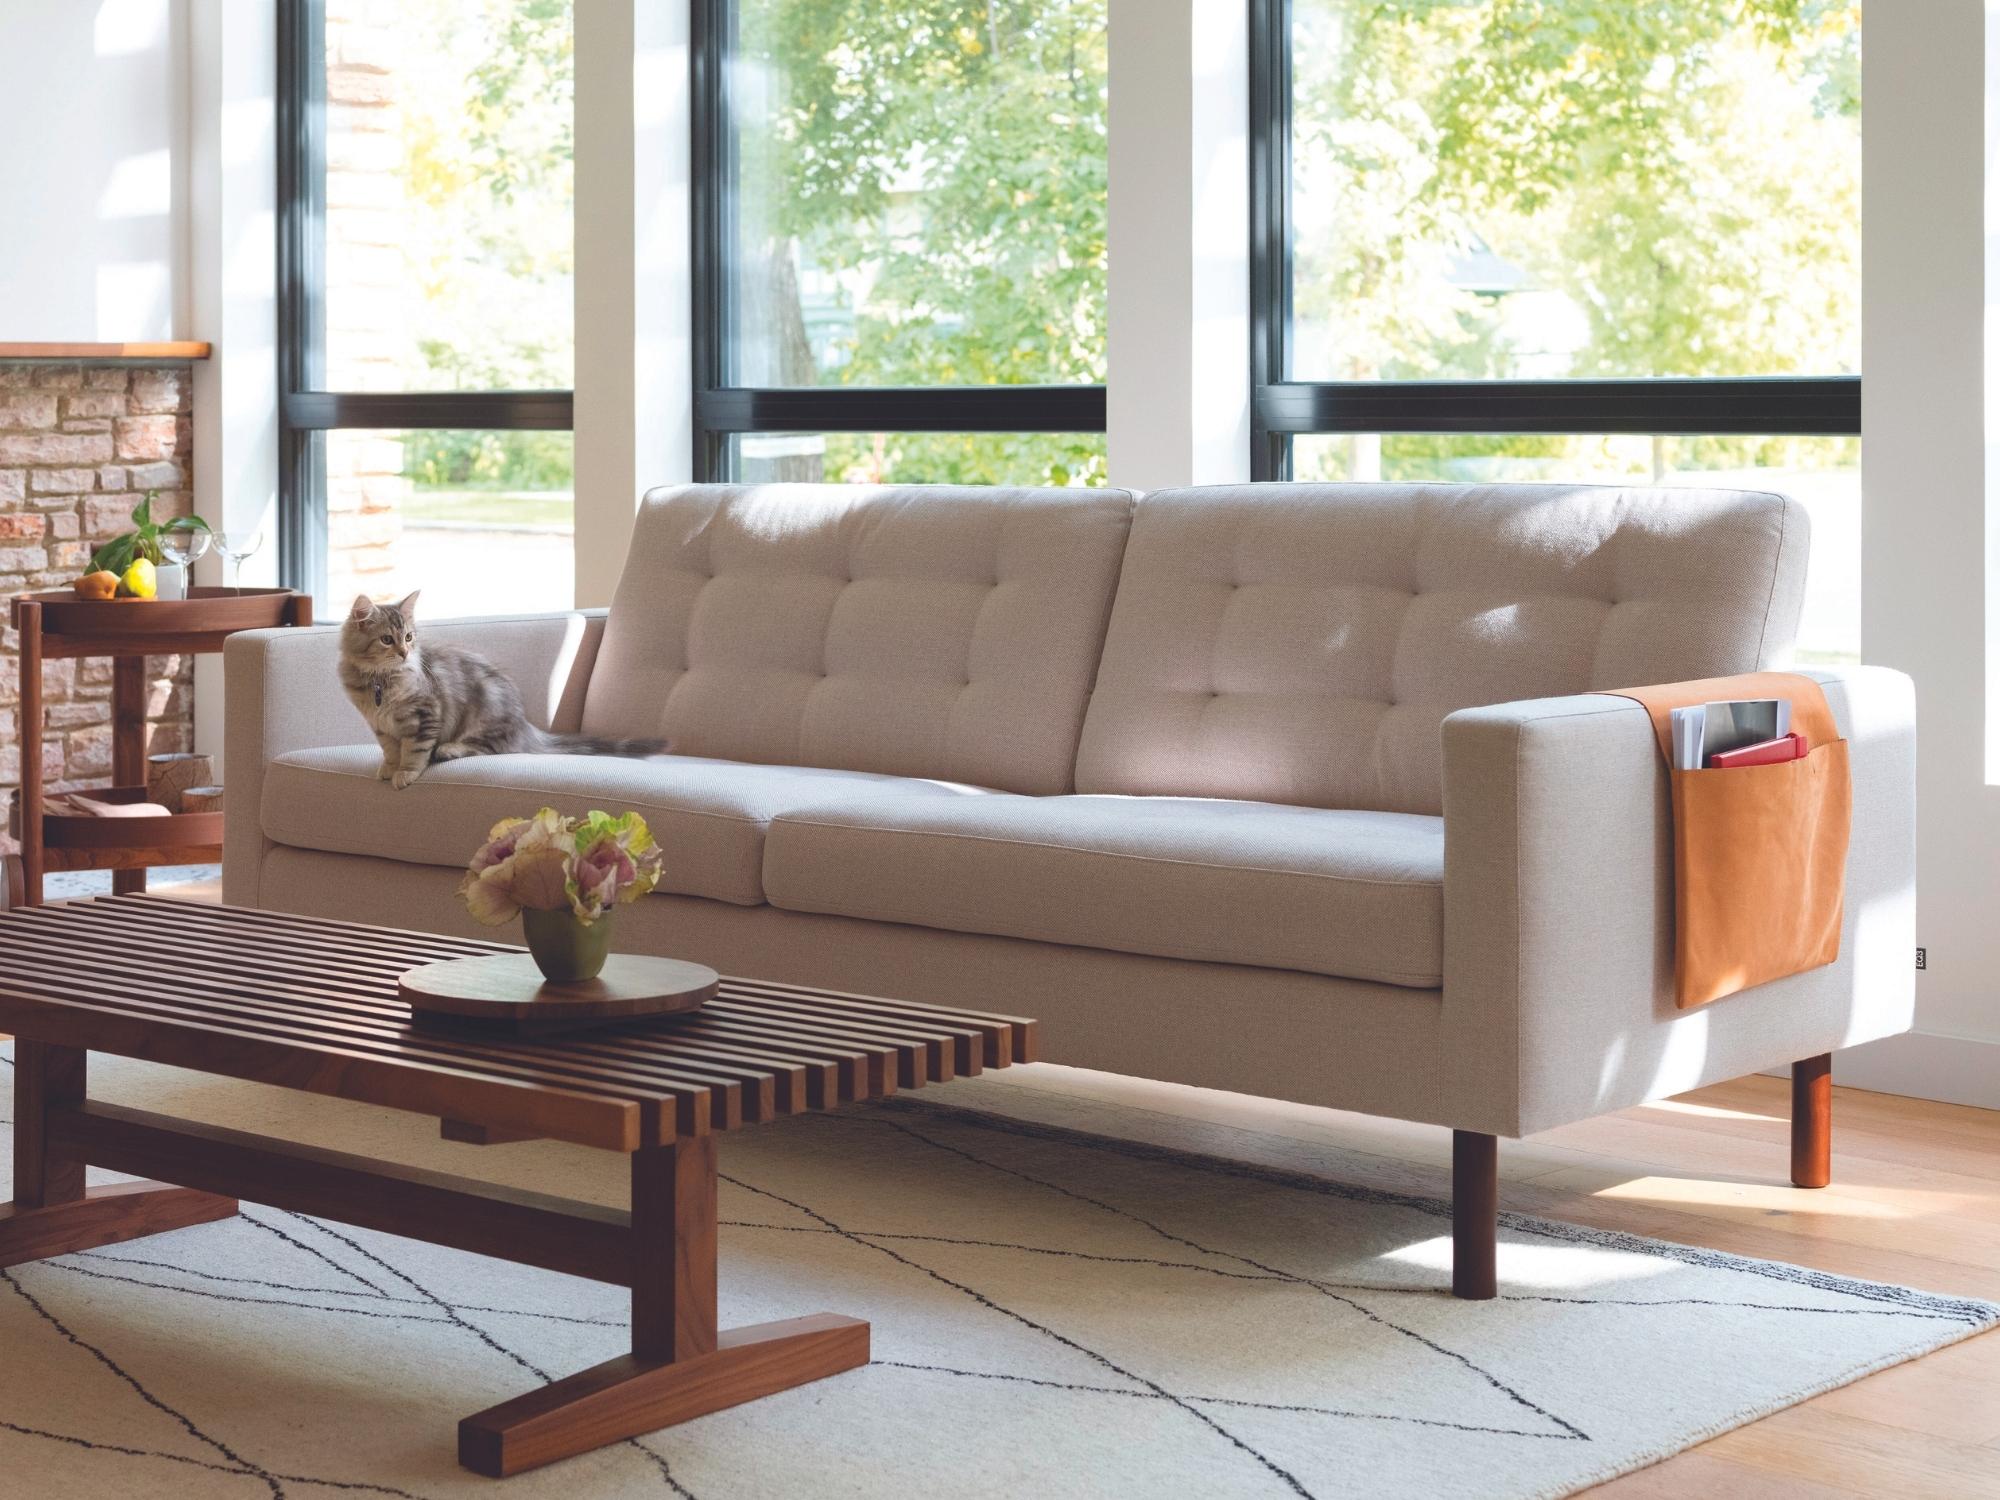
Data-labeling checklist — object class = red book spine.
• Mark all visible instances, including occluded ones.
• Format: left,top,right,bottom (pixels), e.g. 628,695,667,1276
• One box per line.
1706,732,1809,770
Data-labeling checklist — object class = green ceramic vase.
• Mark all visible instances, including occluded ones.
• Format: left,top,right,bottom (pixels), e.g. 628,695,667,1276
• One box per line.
521,907,614,983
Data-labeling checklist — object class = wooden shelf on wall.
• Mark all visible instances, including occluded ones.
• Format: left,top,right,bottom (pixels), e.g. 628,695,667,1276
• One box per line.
0,342,212,361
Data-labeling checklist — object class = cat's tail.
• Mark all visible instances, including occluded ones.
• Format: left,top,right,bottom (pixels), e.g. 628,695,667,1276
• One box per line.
538,731,671,759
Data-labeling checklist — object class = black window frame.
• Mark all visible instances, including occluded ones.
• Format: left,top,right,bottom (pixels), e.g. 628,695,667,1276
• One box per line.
275,0,575,600
1245,0,1861,483
687,0,1107,483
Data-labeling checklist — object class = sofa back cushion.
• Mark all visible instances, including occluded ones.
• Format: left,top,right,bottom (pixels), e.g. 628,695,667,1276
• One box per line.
1074,482,1809,816
582,484,1138,794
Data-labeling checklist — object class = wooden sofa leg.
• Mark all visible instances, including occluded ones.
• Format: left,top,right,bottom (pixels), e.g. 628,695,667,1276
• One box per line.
1451,1130,1497,1300
1791,1053,1832,1189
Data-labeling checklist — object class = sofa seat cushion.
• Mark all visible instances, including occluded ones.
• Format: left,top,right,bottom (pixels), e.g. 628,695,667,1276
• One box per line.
261,746,997,907
763,794,1444,987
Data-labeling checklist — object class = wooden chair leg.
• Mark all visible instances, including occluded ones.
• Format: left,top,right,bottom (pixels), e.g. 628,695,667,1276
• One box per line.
109,657,148,897
1791,1053,1832,1188
1452,1129,1497,1300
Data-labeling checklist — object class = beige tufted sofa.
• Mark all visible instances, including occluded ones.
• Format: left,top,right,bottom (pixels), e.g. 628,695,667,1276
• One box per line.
225,483,1915,1296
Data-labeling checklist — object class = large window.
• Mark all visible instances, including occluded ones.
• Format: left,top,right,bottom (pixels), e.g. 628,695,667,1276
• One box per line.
279,0,575,613
692,0,1107,484
1251,0,1862,660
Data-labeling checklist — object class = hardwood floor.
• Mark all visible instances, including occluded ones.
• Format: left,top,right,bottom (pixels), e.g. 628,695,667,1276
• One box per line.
978,1064,2000,1499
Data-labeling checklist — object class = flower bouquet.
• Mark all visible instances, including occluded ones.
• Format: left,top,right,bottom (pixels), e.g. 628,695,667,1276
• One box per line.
458,808,664,981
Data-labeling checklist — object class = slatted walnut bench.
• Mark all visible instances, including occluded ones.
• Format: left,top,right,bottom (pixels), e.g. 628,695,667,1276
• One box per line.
0,895,1038,1476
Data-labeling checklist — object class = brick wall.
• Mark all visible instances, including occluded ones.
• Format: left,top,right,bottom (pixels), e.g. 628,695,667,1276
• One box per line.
0,361,198,853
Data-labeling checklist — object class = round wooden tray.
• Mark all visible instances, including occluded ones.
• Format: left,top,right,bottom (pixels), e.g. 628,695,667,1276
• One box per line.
399,953,720,1036
20,586,297,638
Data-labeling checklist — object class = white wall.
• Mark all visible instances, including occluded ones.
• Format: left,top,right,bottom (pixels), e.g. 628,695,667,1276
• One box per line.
187,0,278,778
572,0,692,610
1829,0,2000,1108
0,0,190,339
1105,0,1250,489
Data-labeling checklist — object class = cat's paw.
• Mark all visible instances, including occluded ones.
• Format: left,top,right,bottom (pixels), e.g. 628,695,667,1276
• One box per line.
391,768,421,790
376,760,395,781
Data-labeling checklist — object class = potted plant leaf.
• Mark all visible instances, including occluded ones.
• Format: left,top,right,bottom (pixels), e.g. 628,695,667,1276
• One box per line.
79,492,212,599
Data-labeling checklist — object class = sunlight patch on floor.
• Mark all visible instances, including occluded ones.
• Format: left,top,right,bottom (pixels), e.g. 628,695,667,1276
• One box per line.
1585,1176,1971,1221
1640,1097,1783,1125
1382,1235,1680,1290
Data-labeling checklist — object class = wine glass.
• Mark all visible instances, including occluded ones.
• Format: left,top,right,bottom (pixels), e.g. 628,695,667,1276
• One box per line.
156,527,212,601
214,529,265,593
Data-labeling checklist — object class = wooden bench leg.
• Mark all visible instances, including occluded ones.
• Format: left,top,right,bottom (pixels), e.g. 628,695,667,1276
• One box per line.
14,1041,86,1211
1,1182,241,1268
3,1043,236,1268
631,1134,720,1362
1791,1053,1832,1189
1452,1129,1498,1300
458,1135,869,1478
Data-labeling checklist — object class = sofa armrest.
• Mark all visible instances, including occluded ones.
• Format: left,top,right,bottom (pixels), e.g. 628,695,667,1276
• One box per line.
1439,666,1916,1138
222,608,605,907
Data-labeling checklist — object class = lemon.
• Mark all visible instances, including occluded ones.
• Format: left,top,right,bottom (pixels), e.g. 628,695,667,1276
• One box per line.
121,557,157,599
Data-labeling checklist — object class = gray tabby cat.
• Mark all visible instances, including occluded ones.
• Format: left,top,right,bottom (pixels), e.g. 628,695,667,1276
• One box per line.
339,592,666,789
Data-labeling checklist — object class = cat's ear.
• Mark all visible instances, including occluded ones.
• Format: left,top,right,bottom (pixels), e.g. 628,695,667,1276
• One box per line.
396,590,420,620
348,594,374,621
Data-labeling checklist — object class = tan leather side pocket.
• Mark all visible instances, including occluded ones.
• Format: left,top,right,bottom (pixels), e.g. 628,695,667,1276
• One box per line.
1666,739,1851,1010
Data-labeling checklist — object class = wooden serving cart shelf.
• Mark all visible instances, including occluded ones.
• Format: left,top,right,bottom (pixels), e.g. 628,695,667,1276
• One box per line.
9,588,312,906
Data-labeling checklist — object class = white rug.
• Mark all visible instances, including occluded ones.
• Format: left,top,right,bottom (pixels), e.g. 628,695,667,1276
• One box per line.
2,1045,1993,1500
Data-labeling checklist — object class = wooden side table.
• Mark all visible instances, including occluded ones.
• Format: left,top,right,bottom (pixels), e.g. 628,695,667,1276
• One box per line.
8,587,312,905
